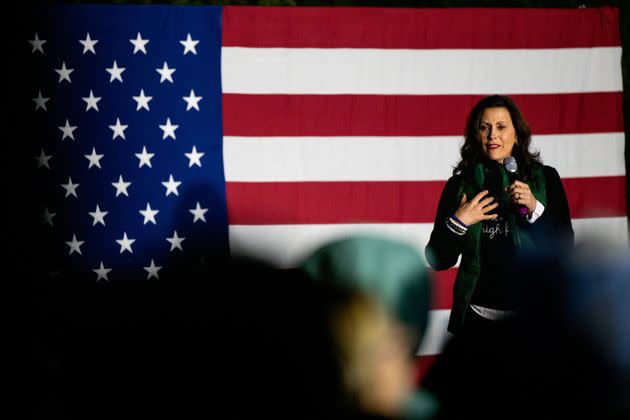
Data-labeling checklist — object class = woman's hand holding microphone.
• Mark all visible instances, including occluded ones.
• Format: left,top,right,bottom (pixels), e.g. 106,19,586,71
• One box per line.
508,181,536,214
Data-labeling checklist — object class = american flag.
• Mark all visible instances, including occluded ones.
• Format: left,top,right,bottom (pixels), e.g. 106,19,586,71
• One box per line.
28,5,228,282
27,5,626,368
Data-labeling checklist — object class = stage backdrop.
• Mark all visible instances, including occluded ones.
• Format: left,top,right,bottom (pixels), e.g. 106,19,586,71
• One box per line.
26,5,626,370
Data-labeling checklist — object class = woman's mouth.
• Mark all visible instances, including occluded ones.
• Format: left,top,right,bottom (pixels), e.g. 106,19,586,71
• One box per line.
487,144,500,150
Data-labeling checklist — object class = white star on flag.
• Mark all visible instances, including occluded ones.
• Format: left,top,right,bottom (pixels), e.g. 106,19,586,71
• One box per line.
130,32,149,54
29,33,46,53
58,119,78,141
116,232,136,254
84,147,104,169
109,118,128,140
180,33,199,55
166,231,185,251
65,234,85,255
112,175,131,197
79,33,99,54
82,90,101,111
189,202,208,223
42,207,56,226
133,89,152,111
139,202,159,225
156,61,176,83
93,262,111,282
55,62,74,83
35,149,52,169
144,259,162,279
183,89,202,111
32,90,50,111
185,145,204,167
61,177,79,198
89,204,108,226
135,146,155,168
106,61,125,83
159,118,178,139
161,174,181,196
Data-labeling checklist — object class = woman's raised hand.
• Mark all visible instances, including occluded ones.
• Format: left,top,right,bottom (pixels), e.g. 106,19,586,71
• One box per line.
453,190,498,226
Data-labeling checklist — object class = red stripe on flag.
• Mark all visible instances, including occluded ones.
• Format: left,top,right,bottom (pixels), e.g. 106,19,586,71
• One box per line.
223,7,620,49
563,176,627,218
415,355,439,386
226,177,626,225
281,267,455,310
226,181,444,224
429,268,456,310
223,93,623,137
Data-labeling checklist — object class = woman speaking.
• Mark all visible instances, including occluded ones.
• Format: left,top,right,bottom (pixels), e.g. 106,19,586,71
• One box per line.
425,95,574,335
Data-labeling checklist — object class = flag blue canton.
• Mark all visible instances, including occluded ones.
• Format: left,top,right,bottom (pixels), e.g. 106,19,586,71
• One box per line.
29,5,228,281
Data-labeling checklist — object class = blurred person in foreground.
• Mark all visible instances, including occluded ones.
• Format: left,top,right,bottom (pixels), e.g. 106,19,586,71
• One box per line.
301,235,438,420
422,239,629,419
513,241,630,419
30,257,342,419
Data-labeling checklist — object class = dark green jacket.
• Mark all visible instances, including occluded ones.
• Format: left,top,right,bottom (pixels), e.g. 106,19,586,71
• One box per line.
425,162,573,334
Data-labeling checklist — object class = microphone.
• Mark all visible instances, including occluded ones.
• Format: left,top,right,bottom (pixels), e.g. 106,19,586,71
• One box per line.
503,156,528,217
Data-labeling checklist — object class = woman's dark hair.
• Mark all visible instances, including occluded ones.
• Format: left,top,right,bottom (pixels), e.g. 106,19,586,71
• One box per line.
453,95,541,180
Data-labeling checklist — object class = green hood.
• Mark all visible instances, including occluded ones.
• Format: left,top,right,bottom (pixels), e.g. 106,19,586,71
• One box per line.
300,235,432,350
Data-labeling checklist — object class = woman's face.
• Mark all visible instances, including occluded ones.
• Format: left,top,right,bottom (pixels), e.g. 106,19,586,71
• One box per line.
478,107,517,164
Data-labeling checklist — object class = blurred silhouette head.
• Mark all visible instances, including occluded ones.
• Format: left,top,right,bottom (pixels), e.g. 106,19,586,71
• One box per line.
301,235,431,350
300,235,436,419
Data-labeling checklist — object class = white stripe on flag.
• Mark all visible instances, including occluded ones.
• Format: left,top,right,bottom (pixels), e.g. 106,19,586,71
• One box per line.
532,133,626,178
572,217,629,246
228,218,626,269
229,223,435,268
416,309,452,356
224,133,625,182
222,47,622,94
